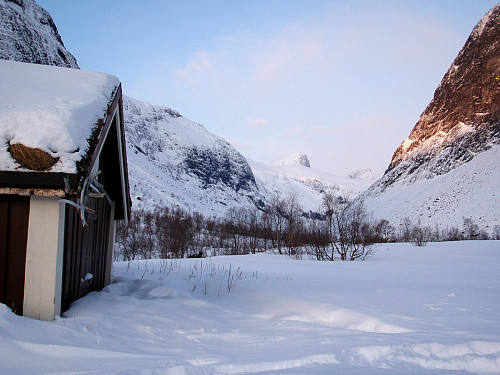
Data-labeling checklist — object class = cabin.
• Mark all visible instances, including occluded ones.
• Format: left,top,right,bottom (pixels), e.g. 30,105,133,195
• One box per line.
0,60,131,321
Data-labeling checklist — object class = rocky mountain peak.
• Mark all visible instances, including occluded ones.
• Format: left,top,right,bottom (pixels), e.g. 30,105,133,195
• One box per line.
387,4,500,173
0,0,79,68
274,153,311,168
348,168,375,181
361,5,500,233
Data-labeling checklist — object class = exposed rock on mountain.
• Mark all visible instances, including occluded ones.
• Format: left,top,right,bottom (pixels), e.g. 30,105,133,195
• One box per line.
0,1,373,217
275,153,311,168
123,96,265,216
348,168,375,181
362,5,500,233
0,0,78,68
386,4,499,176
250,159,373,214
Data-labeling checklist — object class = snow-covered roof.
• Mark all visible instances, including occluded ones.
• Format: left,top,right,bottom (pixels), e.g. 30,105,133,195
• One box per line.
0,60,120,174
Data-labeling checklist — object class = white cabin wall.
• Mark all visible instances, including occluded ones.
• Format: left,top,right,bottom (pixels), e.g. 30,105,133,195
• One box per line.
23,196,65,321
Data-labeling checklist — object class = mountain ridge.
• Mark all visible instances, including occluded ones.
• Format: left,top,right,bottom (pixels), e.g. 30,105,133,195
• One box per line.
362,5,500,233
386,4,499,175
0,0,78,68
123,95,266,216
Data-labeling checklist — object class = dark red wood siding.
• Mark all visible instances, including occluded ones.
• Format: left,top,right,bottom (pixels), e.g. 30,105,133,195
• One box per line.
0,195,30,315
61,196,111,313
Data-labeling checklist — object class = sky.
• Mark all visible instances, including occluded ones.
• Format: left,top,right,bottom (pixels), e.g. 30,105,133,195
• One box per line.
37,0,498,178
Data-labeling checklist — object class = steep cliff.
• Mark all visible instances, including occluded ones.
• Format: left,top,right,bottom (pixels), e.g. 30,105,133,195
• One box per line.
387,4,499,176
0,0,78,68
123,96,265,216
362,5,500,233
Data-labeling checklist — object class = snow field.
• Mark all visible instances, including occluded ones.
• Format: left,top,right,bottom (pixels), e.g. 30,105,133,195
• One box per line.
0,241,499,374
363,144,500,234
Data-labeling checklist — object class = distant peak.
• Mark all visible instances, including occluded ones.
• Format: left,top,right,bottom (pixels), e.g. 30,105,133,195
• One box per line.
349,168,374,180
274,153,310,168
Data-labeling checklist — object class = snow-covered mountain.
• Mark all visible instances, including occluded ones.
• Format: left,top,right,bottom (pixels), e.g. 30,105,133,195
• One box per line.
348,168,375,181
250,158,374,214
124,96,266,216
274,153,311,168
361,4,500,233
0,0,370,218
124,99,375,216
0,0,78,68
123,95,377,216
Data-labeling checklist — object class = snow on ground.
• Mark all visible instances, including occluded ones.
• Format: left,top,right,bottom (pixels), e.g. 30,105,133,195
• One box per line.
1,241,499,374
363,144,500,233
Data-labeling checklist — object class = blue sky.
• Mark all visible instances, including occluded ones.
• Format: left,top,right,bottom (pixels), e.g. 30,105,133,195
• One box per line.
38,0,498,177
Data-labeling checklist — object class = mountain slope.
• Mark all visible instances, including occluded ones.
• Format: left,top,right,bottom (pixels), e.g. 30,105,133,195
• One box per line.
274,153,311,168
125,98,374,216
387,5,499,173
0,0,78,68
362,4,500,232
0,0,377,217
124,96,265,216
250,158,374,214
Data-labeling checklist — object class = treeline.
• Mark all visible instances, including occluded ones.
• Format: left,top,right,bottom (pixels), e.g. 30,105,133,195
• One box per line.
115,192,499,261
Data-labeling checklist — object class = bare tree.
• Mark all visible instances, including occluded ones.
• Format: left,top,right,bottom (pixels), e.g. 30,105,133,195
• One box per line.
463,217,480,240
372,219,395,243
270,192,287,254
247,206,261,254
344,201,375,261
400,217,413,242
322,190,348,260
321,192,375,261
284,193,303,256
165,209,192,258
411,219,429,247
494,225,500,240
306,217,330,261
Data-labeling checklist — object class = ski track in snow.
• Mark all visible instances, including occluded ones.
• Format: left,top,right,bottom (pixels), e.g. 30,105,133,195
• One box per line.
1,241,499,374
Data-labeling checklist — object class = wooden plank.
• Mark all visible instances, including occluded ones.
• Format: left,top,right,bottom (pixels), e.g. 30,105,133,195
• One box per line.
61,204,74,313
0,199,9,302
62,203,83,314
61,195,112,314
0,196,29,315
0,171,77,190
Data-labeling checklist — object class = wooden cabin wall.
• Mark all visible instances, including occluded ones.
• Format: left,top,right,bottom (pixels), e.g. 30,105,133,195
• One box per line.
0,195,29,315
61,196,111,314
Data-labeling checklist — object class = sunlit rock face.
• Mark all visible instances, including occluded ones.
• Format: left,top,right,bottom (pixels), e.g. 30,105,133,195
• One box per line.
386,4,499,177
361,5,500,233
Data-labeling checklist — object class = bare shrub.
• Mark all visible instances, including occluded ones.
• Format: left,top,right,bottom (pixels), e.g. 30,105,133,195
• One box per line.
411,219,430,247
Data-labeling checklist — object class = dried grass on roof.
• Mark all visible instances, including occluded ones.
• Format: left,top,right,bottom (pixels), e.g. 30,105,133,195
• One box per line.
8,143,59,171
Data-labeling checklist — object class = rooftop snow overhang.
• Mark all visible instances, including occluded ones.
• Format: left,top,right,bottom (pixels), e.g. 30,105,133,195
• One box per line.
0,61,131,221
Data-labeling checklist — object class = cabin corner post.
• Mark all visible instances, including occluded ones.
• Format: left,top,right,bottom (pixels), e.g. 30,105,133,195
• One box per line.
23,196,65,321
104,202,116,286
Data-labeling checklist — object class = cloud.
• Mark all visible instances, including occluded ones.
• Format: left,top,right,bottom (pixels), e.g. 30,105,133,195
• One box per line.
250,27,327,88
245,118,269,129
175,51,213,84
